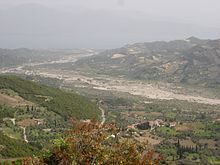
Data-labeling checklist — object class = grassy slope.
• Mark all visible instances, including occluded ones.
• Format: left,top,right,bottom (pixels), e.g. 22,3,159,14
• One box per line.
0,75,100,120
0,75,101,158
0,132,37,158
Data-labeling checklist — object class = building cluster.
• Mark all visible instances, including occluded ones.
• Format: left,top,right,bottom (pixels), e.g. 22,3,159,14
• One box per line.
127,119,177,131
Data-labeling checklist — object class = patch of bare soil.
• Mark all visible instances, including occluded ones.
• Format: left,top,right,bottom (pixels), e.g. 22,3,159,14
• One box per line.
199,139,218,149
175,123,204,132
175,124,192,132
0,93,33,107
17,118,44,127
146,112,163,116
111,54,126,59
135,132,163,146
180,137,196,147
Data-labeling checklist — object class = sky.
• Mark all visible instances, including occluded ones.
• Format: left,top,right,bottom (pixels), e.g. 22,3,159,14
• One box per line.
0,0,220,49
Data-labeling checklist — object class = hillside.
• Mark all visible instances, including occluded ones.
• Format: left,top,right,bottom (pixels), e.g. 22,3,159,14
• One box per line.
0,75,100,158
74,37,220,88
0,75,100,119
0,48,90,69
0,132,37,158
0,48,60,68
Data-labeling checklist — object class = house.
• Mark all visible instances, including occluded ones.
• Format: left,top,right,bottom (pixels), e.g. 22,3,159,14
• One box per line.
127,124,136,130
80,119,91,123
169,122,177,127
136,122,151,130
136,119,165,131
149,119,165,130
34,119,44,125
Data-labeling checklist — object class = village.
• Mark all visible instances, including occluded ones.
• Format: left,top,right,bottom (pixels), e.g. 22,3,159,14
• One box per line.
128,118,177,131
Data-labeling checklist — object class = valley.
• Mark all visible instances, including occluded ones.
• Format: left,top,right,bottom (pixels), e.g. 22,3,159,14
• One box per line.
0,38,220,164
1,0,220,163
2,63,220,106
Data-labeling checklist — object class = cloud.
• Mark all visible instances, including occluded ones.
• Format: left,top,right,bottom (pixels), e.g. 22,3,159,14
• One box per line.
117,0,124,6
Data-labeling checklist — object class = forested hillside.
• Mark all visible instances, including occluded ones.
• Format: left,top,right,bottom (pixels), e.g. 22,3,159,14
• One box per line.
0,75,100,159
0,75,100,119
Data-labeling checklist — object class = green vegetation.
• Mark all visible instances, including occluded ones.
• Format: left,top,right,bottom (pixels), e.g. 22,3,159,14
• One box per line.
41,120,162,164
0,132,37,158
193,122,220,139
84,88,220,164
156,127,177,138
1,43,220,163
74,38,220,89
0,75,102,159
0,48,69,68
0,105,16,122
0,75,100,120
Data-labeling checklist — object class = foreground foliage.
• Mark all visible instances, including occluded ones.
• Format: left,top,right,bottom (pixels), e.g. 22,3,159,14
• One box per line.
42,120,162,164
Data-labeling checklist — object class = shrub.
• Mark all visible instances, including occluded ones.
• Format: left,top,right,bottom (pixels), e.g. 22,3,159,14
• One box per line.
42,119,162,164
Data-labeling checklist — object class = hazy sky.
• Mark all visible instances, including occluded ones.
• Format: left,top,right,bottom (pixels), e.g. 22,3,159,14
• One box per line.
1,0,219,26
0,0,220,48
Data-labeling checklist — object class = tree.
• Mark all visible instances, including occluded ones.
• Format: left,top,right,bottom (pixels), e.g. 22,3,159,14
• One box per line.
42,119,162,164
26,105,30,112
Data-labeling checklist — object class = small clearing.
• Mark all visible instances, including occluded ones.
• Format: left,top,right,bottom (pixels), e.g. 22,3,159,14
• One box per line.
111,54,126,59
17,118,44,127
135,132,163,146
0,93,33,107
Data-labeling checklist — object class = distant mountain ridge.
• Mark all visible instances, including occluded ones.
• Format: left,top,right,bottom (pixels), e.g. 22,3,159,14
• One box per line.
74,37,220,88
0,48,86,68
0,48,61,68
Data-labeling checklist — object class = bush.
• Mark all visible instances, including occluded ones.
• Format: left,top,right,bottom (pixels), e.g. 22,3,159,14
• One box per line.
42,119,162,164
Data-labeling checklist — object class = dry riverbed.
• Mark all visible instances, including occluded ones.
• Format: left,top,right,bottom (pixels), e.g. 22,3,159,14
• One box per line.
1,54,220,106
25,68,220,106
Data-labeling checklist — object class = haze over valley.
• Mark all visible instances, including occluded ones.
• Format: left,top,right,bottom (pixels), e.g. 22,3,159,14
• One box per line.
0,0,220,164
1,0,220,48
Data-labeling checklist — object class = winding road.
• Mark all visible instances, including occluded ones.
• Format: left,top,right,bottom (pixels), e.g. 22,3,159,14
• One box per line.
100,107,106,126
21,127,28,143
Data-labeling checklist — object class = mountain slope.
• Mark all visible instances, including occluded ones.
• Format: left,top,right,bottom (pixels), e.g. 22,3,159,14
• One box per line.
0,132,37,158
0,48,75,68
0,75,101,158
74,37,220,88
0,75,100,119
